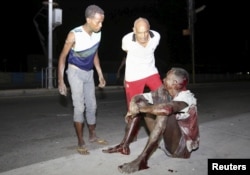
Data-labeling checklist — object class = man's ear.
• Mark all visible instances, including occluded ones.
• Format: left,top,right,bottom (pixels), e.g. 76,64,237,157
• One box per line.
133,27,136,33
86,17,91,23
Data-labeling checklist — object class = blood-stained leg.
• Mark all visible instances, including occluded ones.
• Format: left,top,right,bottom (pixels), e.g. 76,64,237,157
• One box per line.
144,113,156,133
118,113,188,173
118,115,168,173
102,114,141,155
161,113,191,158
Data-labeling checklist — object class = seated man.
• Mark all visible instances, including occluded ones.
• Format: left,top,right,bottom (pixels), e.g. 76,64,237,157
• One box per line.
103,67,200,173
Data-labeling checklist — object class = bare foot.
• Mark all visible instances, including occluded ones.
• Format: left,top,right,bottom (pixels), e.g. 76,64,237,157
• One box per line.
118,157,149,173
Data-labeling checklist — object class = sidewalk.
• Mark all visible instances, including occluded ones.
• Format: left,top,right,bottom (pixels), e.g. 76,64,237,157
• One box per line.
1,112,249,175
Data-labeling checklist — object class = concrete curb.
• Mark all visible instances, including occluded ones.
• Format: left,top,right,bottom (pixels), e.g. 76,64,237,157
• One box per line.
1,81,249,98
0,86,125,98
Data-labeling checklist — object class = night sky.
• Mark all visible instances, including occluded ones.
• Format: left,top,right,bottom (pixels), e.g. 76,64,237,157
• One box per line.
1,0,249,74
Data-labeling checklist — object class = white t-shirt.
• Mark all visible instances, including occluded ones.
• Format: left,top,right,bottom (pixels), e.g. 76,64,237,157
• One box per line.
122,30,160,81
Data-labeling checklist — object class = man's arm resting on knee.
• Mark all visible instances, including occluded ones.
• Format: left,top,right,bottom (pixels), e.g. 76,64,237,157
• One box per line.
139,101,188,116
125,95,150,122
128,95,149,115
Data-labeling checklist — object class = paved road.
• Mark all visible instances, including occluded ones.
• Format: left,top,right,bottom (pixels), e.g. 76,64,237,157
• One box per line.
0,82,250,175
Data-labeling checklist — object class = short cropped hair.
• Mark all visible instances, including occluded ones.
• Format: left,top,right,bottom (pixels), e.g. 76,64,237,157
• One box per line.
85,4,104,18
169,67,189,87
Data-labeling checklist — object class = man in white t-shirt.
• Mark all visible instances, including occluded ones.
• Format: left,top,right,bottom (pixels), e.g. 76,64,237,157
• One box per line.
102,18,163,155
122,17,162,108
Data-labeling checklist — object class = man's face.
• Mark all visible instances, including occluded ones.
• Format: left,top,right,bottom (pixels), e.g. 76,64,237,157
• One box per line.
134,23,150,45
163,72,176,91
88,13,104,33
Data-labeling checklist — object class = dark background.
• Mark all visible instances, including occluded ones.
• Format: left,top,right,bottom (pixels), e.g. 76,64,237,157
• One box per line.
1,0,249,74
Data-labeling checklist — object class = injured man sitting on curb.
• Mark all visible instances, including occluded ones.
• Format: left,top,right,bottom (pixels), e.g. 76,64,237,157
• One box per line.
102,67,200,173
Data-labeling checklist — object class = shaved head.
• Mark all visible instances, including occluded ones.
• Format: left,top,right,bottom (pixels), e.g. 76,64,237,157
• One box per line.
133,17,151,46
133,17,150,30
